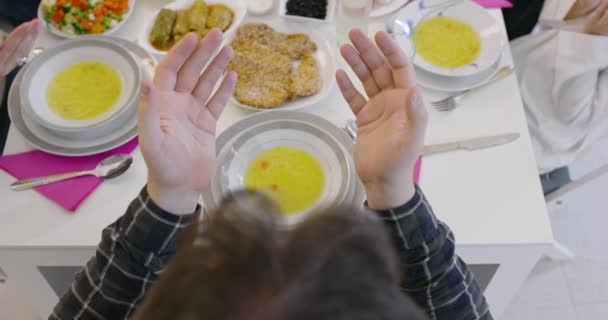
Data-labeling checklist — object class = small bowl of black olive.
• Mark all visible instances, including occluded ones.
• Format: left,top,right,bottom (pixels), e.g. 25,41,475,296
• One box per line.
279,0,336,23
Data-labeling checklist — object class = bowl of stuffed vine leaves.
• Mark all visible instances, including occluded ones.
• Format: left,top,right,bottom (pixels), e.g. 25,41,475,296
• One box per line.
140,0,246,56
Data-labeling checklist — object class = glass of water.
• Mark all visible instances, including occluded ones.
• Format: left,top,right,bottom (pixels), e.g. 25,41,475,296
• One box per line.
336,0,373,45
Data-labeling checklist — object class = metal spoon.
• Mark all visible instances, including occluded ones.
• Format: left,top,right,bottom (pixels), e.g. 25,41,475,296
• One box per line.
10,154,133,191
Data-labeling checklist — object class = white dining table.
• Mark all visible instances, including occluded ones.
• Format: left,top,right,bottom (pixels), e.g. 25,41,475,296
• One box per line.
0,0,571,319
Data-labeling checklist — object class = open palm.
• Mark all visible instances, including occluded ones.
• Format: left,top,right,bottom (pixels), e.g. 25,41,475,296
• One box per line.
0,19,41,76
336,30,427,208
138,30,236,206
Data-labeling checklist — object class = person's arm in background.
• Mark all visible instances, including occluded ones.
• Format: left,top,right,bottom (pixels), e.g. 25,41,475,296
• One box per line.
335,29,492,320
51,29,237,319
551,2,608,127
0,19,40,76
0,0,40,26
502,0,545,40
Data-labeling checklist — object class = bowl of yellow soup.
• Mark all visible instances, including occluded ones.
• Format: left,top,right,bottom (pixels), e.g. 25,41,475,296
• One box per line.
20,39,140,133
245,146,326,215
203,111,364,227
393,0,503,77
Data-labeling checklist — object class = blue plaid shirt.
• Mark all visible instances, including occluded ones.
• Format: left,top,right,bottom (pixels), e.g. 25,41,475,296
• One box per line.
51,186,491,320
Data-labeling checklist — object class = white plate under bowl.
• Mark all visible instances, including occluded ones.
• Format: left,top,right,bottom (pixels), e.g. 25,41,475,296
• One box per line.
228,21,336,112
38,0,136,38
8,37,156,156
139,0,246,57
20,39,140,133
415,52,502,92
278,0,336,23
394,0,503,78
202,111,362,227
371,0,410,18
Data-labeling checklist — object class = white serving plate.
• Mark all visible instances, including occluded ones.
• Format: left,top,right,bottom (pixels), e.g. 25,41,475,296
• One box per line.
278,0,336,23
202,111,364,227
227,21,336,112
415,53,503,92
8,37,156,156
393,0,504,78
20,39,140,132
38,0,137,38
371,0,410,17
139,0,247,57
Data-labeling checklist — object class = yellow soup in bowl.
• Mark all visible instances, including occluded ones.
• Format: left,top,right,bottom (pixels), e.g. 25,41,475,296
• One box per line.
414,16,481,69
47,61,122,121
245,146,325,215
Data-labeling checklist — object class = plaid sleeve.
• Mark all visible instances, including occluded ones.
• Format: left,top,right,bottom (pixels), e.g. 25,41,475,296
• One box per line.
50,186,201,320
372,186,493,320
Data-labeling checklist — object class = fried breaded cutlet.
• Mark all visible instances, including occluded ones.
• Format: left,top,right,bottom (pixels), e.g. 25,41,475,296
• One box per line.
290,51,321,97
229,23,321,108
234,23,277,45
229,50,292,108
234,72,292,109
234,24,317,59
230,39,292,75
276,34,317,59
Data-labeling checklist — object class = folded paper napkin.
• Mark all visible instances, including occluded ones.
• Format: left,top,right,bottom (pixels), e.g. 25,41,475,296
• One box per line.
0,138,138,212
474,0,512,8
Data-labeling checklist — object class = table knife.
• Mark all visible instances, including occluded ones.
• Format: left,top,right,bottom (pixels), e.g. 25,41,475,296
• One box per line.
423,133,520,156
344,120,519,156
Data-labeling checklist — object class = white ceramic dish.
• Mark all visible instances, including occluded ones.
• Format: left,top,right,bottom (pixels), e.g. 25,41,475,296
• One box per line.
278,0,336,23
371,0,410,17
21,100,137,149
8,37,156,156
415,53,503,92
247,0,273,15
202,111,364,227
139,0,246,57
228,21,336,112
394,0,504,78
38,0,136,38
20,39,140,133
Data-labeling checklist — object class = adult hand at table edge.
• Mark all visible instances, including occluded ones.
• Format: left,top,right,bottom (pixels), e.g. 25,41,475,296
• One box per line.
336,29,428,210
0,19,41,77
582,1,608,36
137,30,237,215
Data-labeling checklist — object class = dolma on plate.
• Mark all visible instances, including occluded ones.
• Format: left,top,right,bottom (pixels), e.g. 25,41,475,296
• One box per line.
207,4,233,31
149,9,177,49
173,10,190,36
194,28,211,39
188,0,209,31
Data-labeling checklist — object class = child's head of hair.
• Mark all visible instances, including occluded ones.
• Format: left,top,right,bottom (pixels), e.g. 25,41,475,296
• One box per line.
134,191,429,320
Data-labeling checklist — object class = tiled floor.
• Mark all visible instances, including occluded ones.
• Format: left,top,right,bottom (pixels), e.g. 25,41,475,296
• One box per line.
502,140,608,320
0,282,39,320
2,142,608,320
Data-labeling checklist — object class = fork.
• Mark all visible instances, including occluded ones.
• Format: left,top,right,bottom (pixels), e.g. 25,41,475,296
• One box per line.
431,65,515,112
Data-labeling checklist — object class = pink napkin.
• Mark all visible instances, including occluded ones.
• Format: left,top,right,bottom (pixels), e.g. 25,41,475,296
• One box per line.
0,138,139,212
474,0,512,9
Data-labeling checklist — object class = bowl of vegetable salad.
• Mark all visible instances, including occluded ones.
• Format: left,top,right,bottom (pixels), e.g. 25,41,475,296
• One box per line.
39,0,135,37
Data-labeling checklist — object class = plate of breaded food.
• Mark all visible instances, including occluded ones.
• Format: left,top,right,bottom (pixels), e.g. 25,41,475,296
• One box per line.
227,22,336,111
